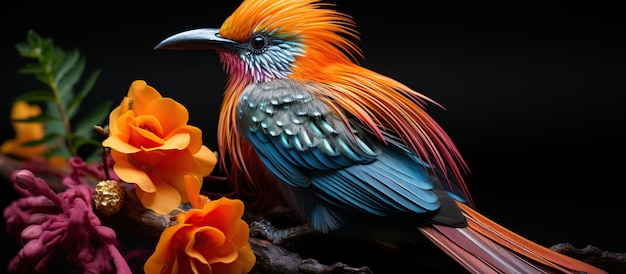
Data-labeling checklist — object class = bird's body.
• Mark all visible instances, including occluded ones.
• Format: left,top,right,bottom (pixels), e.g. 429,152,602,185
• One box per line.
156,0,607,273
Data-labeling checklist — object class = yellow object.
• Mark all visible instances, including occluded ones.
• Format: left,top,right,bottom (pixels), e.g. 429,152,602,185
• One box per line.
1,101,46,159
93,180,125,216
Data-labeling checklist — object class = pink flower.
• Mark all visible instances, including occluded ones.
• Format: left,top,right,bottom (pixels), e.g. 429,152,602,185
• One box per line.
4,169,131,273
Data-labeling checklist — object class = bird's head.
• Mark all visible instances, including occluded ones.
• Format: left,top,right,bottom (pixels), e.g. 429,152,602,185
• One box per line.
155,0,362,84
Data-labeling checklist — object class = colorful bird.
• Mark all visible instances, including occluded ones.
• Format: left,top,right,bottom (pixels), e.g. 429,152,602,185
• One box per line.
155,0,607,273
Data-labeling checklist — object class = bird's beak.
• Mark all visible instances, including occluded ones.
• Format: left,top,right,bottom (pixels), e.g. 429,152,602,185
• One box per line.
154,28,238,51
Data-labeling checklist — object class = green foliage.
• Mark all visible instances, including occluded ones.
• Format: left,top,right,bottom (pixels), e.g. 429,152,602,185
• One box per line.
13,30,112,161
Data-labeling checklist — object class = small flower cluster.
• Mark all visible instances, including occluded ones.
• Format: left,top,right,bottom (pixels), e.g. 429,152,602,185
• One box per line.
3,167,130,273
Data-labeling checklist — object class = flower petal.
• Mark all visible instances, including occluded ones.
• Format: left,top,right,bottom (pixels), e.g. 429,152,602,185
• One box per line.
184,175,205,209
228,220,252,249
147,98,189,134
167,125,203,153
116,97,133,120
155,150,204,203
158,131,191,151
135,115,164,137
129,123,165,149
144,223,189,274
190,259,212,274
199,198,245,231
237,244,257,273
194,146,218,177
124,150,167,167
102,135,141,154
136,180,181,214
185,226,229,264
210,245,256,274
112,160,155,192
107,106,121,133
110,108,136,137
126,80,163,115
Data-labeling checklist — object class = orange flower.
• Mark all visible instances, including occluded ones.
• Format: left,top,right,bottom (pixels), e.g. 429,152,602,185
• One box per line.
1,101,46,159
102,80,217,214
144,197,256,274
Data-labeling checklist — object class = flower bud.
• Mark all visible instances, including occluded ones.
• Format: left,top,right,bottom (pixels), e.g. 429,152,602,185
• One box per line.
21,225,43,241
19,239,44,260
12,170,37,191
93,180,124,215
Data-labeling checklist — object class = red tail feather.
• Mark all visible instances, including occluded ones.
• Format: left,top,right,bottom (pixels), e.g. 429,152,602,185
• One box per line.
417,201,607,274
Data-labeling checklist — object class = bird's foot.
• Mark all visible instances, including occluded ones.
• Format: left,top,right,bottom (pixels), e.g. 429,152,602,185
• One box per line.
250,219,316,245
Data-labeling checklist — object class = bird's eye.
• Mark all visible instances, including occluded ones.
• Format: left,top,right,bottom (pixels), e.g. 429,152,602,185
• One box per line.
249,34,270,53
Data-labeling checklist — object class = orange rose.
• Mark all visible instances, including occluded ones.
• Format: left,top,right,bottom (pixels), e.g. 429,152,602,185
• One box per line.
1,101,46,159
144,197,256,274
102,80,217,214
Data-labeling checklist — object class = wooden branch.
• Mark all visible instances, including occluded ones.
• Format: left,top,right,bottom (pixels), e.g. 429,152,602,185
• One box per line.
551,243,626,273
249,236,374,274
0,154,22,178
95,184,169,242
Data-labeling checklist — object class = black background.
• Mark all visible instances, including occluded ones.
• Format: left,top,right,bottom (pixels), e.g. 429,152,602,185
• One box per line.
2,0,624,272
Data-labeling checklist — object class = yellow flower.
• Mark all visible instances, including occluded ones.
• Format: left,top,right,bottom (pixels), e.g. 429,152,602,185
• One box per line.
144,197,256,274
1,101,46,159
102,80,217,214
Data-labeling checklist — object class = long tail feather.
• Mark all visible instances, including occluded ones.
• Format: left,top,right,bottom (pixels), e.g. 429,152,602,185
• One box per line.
417,202,607,274
457,201,605,273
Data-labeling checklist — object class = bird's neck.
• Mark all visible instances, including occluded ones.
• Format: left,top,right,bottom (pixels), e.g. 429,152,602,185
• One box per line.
220,52,291,83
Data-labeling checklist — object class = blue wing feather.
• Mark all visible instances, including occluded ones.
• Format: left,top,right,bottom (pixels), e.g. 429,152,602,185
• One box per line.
249,129,310,186
239,80,448,231
314,171,388,215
